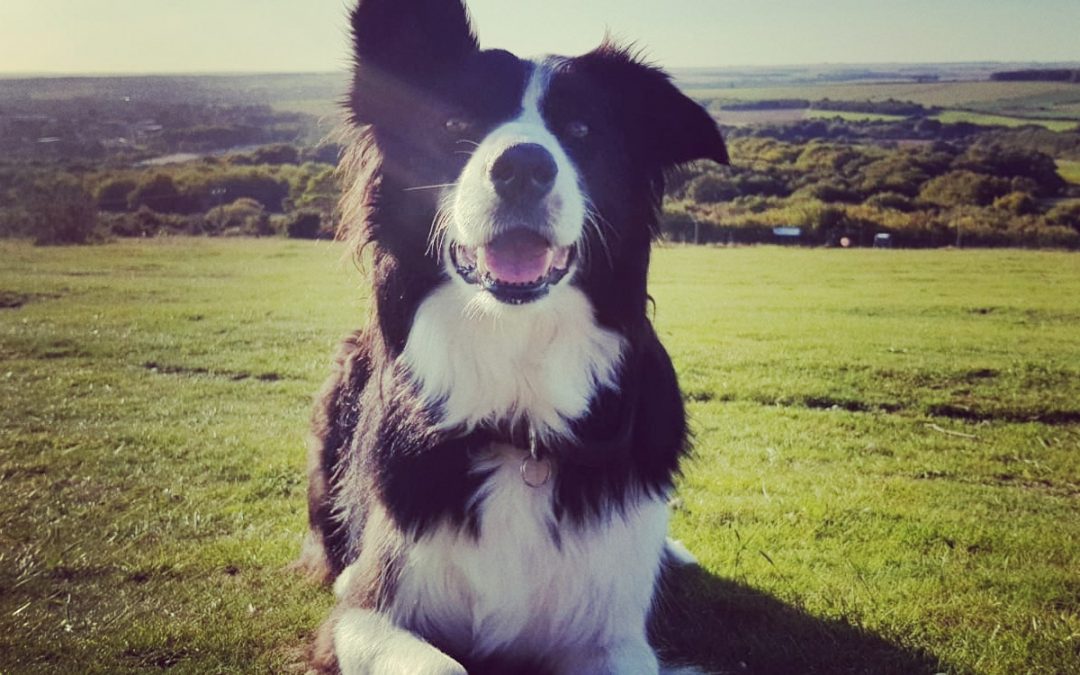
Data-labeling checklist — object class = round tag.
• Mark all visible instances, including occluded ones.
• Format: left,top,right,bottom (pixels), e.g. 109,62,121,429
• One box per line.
520,456,552,488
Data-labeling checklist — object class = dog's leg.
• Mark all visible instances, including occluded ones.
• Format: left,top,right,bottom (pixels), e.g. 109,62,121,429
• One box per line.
296,331,372,584
331,607,467,675
658,667,708,675
663,537,698,567
555,638,660,675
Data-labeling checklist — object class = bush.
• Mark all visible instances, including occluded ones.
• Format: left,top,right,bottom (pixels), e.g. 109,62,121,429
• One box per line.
953,145,1066,197
102,207,202,237
27,176,100,246
992,191,1038,216
919,170,1011,208
285,210,323,239
687,173,737,203
230,144,301,166
94,177,137,212
659,203,699,242
865,192,915,212
128,173,196,214
206,198,273,237
858,155,930,197
294,166,339,214
0,207,33,239
733,172,791,198
1046,201,1080,230
796,181,861,204
187,169,291,212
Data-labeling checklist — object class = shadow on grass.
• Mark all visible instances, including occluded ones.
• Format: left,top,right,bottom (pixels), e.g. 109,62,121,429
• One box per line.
652,565,947,675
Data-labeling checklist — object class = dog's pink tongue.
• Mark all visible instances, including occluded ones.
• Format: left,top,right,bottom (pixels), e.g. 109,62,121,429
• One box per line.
480,230,553,284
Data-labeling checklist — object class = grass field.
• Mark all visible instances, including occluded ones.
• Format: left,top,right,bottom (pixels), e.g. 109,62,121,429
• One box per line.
931,110,1078,132
2,240,1079,674
692,79,1080,131
690,80,1080,110
1058,160,1080,185
805,110,908,123
713,105,1073,131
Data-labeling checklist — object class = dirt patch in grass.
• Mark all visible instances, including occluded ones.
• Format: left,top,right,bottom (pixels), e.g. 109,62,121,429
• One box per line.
142,361,285,383
0,290,62,308
925,403,1080,426
914,469,1080,497
694,387,1080,426
745,393,903,415
122,644,193,669
6,338,93,360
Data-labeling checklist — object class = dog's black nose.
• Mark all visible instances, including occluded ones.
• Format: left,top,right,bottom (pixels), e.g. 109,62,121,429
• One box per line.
489,143,557,203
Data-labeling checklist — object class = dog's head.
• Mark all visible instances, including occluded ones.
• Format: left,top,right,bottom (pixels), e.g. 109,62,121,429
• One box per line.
347,0,727,310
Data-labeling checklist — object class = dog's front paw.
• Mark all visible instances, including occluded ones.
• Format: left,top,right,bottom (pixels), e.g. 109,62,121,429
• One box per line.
408,650,467,675
429,660,468,675
332,607,468,675
337,649,466,675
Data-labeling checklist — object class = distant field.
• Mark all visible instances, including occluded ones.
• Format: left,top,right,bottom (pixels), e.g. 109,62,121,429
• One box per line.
713,108,810,126
805,109,907,123
716,108,907,127
692,80,1080,109
1057,159,1080,184
270,98,343,122
2,240,1079,674
714,104,1070,131
933,109,1078,132
693,80,1080,131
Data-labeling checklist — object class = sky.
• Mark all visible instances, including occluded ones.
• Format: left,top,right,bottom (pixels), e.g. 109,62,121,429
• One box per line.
1,0,1078,75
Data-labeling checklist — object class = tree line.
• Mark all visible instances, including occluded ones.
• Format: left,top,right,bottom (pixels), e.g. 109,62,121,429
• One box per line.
2,116,1079,248
719,98,932,117
0,144,340,244
661,125,1080,249
990,69,1080,83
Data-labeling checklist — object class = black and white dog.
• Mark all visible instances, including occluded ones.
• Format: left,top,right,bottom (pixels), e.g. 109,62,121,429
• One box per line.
300,0,728,672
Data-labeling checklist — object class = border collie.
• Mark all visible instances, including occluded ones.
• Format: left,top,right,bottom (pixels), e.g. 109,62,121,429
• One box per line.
298,0,728,672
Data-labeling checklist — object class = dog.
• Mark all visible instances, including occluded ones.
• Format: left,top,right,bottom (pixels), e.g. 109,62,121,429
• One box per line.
298,0,728,672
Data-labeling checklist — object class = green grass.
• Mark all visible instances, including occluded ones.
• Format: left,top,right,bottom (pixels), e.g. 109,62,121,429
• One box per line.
933,110,1078,132
270,98,344,120
2,240,1079,674
694,80,1080,126
1058,160,1080,185
696,80,1078,108
804,110,907,123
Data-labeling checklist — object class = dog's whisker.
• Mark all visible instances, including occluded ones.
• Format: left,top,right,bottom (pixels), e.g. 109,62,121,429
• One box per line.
426,207,453,259
583,205,616,270
403,183,459,192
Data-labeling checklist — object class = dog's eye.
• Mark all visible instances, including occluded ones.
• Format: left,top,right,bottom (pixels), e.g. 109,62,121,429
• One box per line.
566,121,590,139
444,117,472,134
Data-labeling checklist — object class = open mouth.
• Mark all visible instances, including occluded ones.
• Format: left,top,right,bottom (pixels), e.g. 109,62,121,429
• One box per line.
450,229,575,305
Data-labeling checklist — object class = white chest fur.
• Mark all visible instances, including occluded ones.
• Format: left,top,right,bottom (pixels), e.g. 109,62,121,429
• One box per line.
386,281,665,667
389,446,670,662
399,281,626,442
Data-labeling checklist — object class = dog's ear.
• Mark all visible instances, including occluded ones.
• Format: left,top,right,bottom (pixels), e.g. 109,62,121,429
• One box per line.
348,0,479,124
581,44,728,168
642,72,729,167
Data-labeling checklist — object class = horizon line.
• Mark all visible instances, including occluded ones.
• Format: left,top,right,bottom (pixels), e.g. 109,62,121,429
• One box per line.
2,59,1080,80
